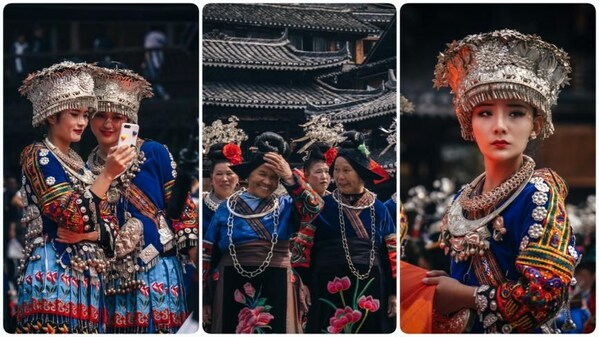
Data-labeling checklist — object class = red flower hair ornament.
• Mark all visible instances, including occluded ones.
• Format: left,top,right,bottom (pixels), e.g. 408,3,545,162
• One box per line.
324,147,337,167
222,143,243,165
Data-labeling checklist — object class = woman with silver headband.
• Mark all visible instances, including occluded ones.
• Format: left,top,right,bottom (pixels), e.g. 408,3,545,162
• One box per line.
295,130,397,333
422,29,578,333
83,61,198,333
202,131,324,333
16,61,135,333
202,117,246,235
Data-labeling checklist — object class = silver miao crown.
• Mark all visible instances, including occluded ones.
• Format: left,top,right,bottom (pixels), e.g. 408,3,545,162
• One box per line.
92,66,153,123
292,115,345,158
433,29,571,140
19,61,98,127
202,116,248,154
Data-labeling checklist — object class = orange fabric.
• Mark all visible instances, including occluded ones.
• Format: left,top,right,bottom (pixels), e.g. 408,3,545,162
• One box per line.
400,261,435,333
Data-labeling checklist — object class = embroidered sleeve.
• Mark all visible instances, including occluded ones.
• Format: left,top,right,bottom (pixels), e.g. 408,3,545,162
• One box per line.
385,233,397,279
380,205,397,295
20,144,99,234
290,223,317,270
476,170,576,333
283,171,324,229
202,212,223,305
155,143,199,252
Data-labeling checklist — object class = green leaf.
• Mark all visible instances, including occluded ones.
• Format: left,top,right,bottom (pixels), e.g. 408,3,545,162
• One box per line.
352,277,360,308
255,298,266,307
263,305,272,311
318,297,339,311
357,277,376,299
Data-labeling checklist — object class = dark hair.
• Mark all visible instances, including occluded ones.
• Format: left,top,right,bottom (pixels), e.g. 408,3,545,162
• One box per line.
252,132,290,159
331,130,383,182
207,143,230,174
230,132,289,179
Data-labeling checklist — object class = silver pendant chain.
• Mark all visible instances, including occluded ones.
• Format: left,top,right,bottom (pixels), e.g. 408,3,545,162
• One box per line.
335,189,377,280
227,192,280,278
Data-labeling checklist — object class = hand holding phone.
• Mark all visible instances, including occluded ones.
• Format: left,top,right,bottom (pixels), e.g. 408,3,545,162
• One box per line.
117,123,139,148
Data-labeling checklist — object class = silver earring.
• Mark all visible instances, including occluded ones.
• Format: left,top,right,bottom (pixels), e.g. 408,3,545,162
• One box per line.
530,132,537,140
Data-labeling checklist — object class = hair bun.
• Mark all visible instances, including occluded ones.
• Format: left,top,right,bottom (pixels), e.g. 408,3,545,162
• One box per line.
308,142,331,159
338,131,364,150
254,132,290,158
206,143,227,161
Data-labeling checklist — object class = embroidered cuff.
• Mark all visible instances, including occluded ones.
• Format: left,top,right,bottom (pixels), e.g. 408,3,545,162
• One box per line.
175,227,200,252
474,285,513,333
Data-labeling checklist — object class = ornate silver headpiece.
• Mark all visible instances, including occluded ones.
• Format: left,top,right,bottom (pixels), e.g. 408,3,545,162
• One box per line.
400,94,415,115
19,61,98,127
292,115,345,158
433,29,571,140
202,116,248,155
379,118,397,156
92,65,153,123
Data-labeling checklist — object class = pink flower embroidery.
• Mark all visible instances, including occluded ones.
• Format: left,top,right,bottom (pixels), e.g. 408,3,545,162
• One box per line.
212,271,220,281
35,271,44,283
358,295,380,312
71,278,79,288
25,275,33,285
46,271,58,284
327,306,362,333
236,307,274,333
60,274,70,286
170,285,179,298
234,289,246,304
140,285,150,297
327,276,351,294
151,281,164,294
243,282,255,297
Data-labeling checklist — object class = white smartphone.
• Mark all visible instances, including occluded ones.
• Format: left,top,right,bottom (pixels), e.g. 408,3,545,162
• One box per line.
117,123,140,148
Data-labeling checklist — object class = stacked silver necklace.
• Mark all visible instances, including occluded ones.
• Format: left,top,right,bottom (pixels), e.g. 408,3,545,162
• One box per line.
226,189,280,278
43,137,95,185
441,156,535,262
332,189,377,280
203,191,225,212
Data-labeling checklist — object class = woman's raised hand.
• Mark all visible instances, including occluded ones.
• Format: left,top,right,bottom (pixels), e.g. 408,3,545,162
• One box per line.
104,145,137,179
263,152,294,185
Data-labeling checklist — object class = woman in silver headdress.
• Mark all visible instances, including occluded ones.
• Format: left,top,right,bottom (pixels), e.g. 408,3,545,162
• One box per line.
16,61,135,333
83,61,198,333
422,29,578,333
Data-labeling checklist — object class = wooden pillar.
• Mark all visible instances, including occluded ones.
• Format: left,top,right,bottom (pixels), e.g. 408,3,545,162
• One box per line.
355,38,364,64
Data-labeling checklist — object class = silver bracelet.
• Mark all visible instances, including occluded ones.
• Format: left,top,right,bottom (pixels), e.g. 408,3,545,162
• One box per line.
474,285,489,314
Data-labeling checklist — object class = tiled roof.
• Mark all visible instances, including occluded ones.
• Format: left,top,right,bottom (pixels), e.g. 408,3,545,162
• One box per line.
278,3,396,27
306,78,396,123
203,81,353,109
203,31,350,71
370,147,397,174
203,3,380,34
317,57,396,84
